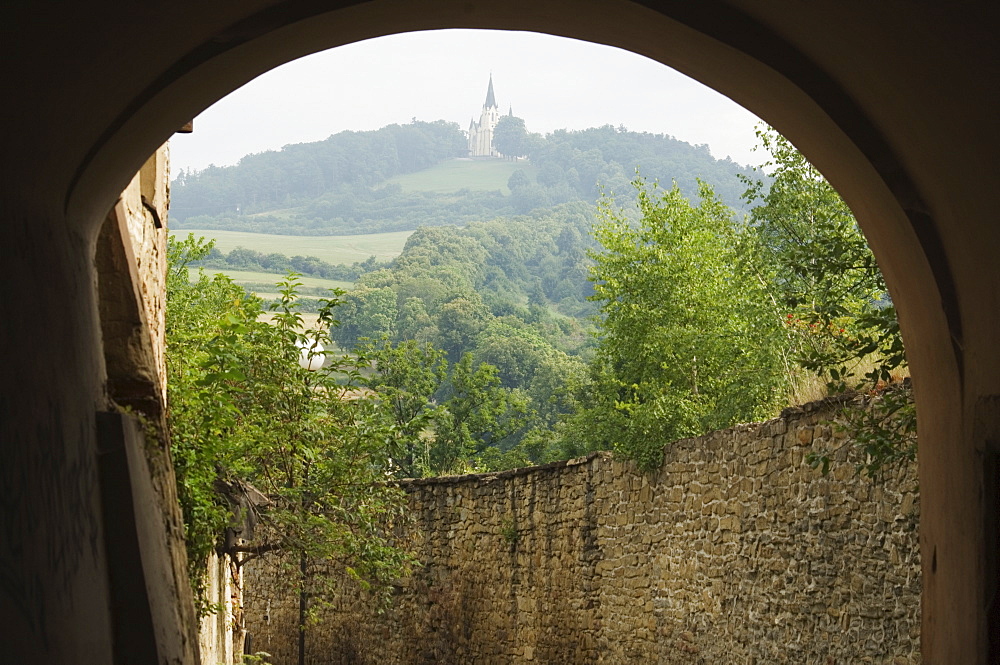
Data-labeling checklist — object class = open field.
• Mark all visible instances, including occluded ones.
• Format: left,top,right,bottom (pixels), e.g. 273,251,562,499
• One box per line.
257,312,325,330
387,158,536,194
188,267,353,292
171,229,413,264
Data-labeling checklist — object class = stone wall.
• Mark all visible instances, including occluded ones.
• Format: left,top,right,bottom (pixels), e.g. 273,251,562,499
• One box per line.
245,395,920,664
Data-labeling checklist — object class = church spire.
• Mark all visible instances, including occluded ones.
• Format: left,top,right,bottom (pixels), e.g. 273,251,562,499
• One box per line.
484,74,497,109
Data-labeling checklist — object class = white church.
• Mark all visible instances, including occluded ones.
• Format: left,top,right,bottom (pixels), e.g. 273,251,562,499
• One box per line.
467,75,513,158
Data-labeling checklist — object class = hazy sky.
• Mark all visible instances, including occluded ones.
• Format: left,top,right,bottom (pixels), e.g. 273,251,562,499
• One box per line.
170,29,765,176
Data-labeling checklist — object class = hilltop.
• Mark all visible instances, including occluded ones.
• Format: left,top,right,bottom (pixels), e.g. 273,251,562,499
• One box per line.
170,120,759,236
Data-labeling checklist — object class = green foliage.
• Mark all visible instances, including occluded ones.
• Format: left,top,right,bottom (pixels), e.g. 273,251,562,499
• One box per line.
575,179,790,470
493,116,529,158
173,228,410,265
363,340,448,477
167,234,413,613
434,296,489,361
838,386,916,478
431,353,532,473
499,517,520,545
193,245,388,283
330,286,398,349
526,125,757,213
166,235,251,607
507,169,531,192
743,127,912,477
807,384,917,479
320,204,599,469
742,127,904,393
361,340,531,477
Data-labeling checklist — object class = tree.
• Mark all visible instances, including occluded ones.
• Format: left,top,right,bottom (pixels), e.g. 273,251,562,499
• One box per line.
361,338,534,476
507,168,531,192
430,353,531,473
396,296,438,343
742,127,905,393
493,115,528,158
473,320,549,389
166,234,413,623
576,180,789,469
434,295,488,361
363,339,448,477
329,286,398,350
742,127,913,478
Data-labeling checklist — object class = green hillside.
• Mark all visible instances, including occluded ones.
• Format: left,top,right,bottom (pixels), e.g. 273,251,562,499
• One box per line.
171,229,412,264
171,120,761,236
387,158,537,194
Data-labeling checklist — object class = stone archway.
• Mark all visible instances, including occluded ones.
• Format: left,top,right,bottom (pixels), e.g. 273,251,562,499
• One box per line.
2,3,997,663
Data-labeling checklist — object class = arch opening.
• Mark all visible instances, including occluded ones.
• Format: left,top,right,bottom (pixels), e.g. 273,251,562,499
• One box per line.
5,3,998,662
170,23,920,660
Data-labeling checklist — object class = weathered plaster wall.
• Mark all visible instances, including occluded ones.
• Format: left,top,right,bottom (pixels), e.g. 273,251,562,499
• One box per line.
96,143,201,662
245,395,920,664
199,552,242,665
116,146,169,400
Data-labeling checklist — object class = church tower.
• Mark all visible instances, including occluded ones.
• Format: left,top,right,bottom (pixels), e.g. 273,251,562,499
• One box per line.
468,75,502,157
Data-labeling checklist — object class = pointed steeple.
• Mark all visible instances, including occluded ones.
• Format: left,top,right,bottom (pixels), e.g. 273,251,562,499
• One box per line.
508,105,513,117
484,74,497,109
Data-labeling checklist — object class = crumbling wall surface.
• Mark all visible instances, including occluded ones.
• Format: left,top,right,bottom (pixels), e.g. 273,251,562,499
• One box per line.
245,397,920,665
92,144,202,662
198,552,243,665
116,145,169,398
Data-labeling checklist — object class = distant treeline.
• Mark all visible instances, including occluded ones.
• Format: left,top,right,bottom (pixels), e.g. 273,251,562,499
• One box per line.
171,120,762,235
182,186,515,235
171,120,467,222
518,124,753,211
193,246,387,282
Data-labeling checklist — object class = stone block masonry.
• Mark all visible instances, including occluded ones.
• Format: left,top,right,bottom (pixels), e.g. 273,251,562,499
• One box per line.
244,395,920,664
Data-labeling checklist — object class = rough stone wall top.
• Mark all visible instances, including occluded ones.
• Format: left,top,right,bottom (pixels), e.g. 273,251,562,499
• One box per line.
246,395,920,665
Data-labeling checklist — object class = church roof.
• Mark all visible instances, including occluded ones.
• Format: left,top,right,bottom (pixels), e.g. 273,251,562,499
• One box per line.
484,75,497,109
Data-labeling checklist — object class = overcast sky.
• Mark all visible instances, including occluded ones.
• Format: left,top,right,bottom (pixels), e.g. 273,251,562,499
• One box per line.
170,29,765,176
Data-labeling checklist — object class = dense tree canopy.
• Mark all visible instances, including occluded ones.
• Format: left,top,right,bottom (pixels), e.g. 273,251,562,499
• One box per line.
166,235,413,612
171,120,467,222
564,180,789,469
493,115,529,158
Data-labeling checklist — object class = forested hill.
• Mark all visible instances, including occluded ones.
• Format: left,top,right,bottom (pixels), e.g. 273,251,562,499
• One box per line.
171,119,759,235
171,120,466,222
525,125,752,212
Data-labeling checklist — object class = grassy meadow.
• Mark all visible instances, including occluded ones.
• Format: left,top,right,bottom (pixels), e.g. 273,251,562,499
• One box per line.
257,311,325,330
387,158,536,194
171,229,413,264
